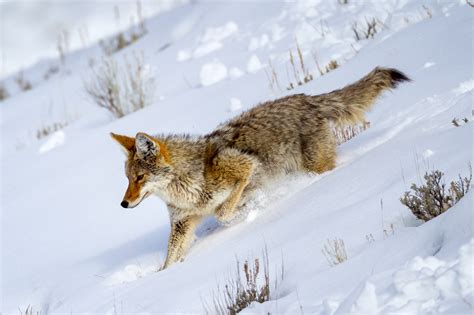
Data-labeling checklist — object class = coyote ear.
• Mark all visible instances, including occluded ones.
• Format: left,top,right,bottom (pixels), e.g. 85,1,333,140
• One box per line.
110,132,135,153
135,132,159,159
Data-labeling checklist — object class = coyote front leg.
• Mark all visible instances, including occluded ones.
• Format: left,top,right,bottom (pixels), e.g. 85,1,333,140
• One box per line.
162,215,202,269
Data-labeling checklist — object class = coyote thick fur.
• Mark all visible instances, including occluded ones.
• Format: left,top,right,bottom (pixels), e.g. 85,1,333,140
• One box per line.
111,67,410,269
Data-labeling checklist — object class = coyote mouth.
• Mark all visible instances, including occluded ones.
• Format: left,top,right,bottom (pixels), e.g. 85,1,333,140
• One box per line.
128,191,151,209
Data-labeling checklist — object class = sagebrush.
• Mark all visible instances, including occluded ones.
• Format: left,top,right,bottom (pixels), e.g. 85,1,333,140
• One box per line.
84,53,155,118
203,248,283,314
401,165,472,221
322,238,348,267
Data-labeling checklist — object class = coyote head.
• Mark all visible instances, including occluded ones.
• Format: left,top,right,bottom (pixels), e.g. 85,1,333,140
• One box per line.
111,132,173,208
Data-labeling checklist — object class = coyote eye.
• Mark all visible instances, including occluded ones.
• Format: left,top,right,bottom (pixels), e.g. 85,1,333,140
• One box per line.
136,174,144,181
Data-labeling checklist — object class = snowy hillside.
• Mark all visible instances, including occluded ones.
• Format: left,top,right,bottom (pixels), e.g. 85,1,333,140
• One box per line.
1,1,473,314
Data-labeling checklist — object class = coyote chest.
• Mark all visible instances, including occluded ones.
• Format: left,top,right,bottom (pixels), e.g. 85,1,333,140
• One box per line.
160,186,232,221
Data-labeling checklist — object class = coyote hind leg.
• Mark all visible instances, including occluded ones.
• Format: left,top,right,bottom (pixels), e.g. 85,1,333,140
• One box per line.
302,121,337,174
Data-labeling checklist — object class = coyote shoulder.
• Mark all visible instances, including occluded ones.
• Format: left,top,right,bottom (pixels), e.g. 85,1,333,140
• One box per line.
111,67,410,269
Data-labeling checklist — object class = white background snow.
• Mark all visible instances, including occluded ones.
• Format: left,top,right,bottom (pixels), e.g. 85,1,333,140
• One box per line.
1,0,473,314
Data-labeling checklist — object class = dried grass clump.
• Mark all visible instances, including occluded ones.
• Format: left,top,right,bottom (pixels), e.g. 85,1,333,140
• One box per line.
204,248,283,314
286,39,314,90
100,2,147,55
0,83,9,101
400,165,472,222
19,305,42,315
352,18,380,41
333,121,370,145
36,122,68,140
84,52,155,118
15,72,32,91
322,238,348,267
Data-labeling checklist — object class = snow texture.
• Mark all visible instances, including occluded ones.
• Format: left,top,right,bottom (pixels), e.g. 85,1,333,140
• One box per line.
1,1,473,313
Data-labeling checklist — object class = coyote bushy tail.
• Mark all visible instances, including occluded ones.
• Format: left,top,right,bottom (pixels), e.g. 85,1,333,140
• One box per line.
308,67,411,125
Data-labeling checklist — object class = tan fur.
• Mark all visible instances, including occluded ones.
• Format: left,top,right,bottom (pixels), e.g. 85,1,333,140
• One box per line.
112,67,410,269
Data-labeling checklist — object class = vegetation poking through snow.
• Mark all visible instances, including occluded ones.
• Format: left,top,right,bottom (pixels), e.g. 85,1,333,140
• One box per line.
204,248,282,314
322,238,348,267
352,17,381,41
84,52,155,118
0,83,9,101
99,2,147,55
19,305,42,315
401,165,472,222
36,121,68,140
332,121,370,145
266,40,342,93
452,117,470,127
286,39,314,90
56,29,70,65
15,72,32,92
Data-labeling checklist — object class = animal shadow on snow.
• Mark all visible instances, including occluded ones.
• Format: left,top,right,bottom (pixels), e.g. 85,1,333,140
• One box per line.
82,216,223,273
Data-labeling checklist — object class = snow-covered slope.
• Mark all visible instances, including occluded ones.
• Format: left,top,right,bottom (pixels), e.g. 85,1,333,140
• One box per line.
1,1,473,313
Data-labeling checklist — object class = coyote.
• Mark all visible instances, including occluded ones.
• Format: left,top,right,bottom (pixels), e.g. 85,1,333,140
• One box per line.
111,67,410,269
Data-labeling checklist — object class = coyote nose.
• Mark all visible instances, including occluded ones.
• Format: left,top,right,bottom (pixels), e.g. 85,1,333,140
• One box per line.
121,201,129,208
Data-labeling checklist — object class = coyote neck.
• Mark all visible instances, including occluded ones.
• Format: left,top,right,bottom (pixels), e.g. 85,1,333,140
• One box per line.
156,136,208,209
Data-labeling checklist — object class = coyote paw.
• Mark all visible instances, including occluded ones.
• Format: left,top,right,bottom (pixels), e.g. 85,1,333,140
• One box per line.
215,204,248,226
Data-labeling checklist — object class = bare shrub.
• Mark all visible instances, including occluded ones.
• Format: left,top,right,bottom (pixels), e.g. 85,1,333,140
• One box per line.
203,248,283,314
19,305,41,315
422,5,433,18
452,117,470,127
84,52,155,118
352,18,379,41
401,165,472,222
285,39,314,90
264,58,283,94
36,121,68,140
0,83,9,101
325,59,339,73
332,121,370,145
15,72,32,91
322,238,348,266
100,2,147,55
43,64,60,80
57,29,70,65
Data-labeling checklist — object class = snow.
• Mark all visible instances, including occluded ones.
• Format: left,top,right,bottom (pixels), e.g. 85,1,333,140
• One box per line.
229,67,244,79
1,1,473,313
229,97,242,112
199,60,228,86
247,54,263,73
38,130,66,154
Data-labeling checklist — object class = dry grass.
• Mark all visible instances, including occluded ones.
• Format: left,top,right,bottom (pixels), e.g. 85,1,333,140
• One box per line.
36,121,68,140
0,83,9,101
352,18,380,41
57,29,70,65
100,1,147,55
19,305,42,315
203,247,283,314
264,58,283,93
286,39,314,90
452,117,469,127
322,238,348,267
332,121,370,145
15,72,32,91
401,165,472,222
84,52,155,118
43,64,60,80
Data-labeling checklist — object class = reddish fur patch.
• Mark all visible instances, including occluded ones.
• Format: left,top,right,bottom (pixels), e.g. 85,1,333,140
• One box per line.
111,133,135,151
124,180,142,202
155,139,172,164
